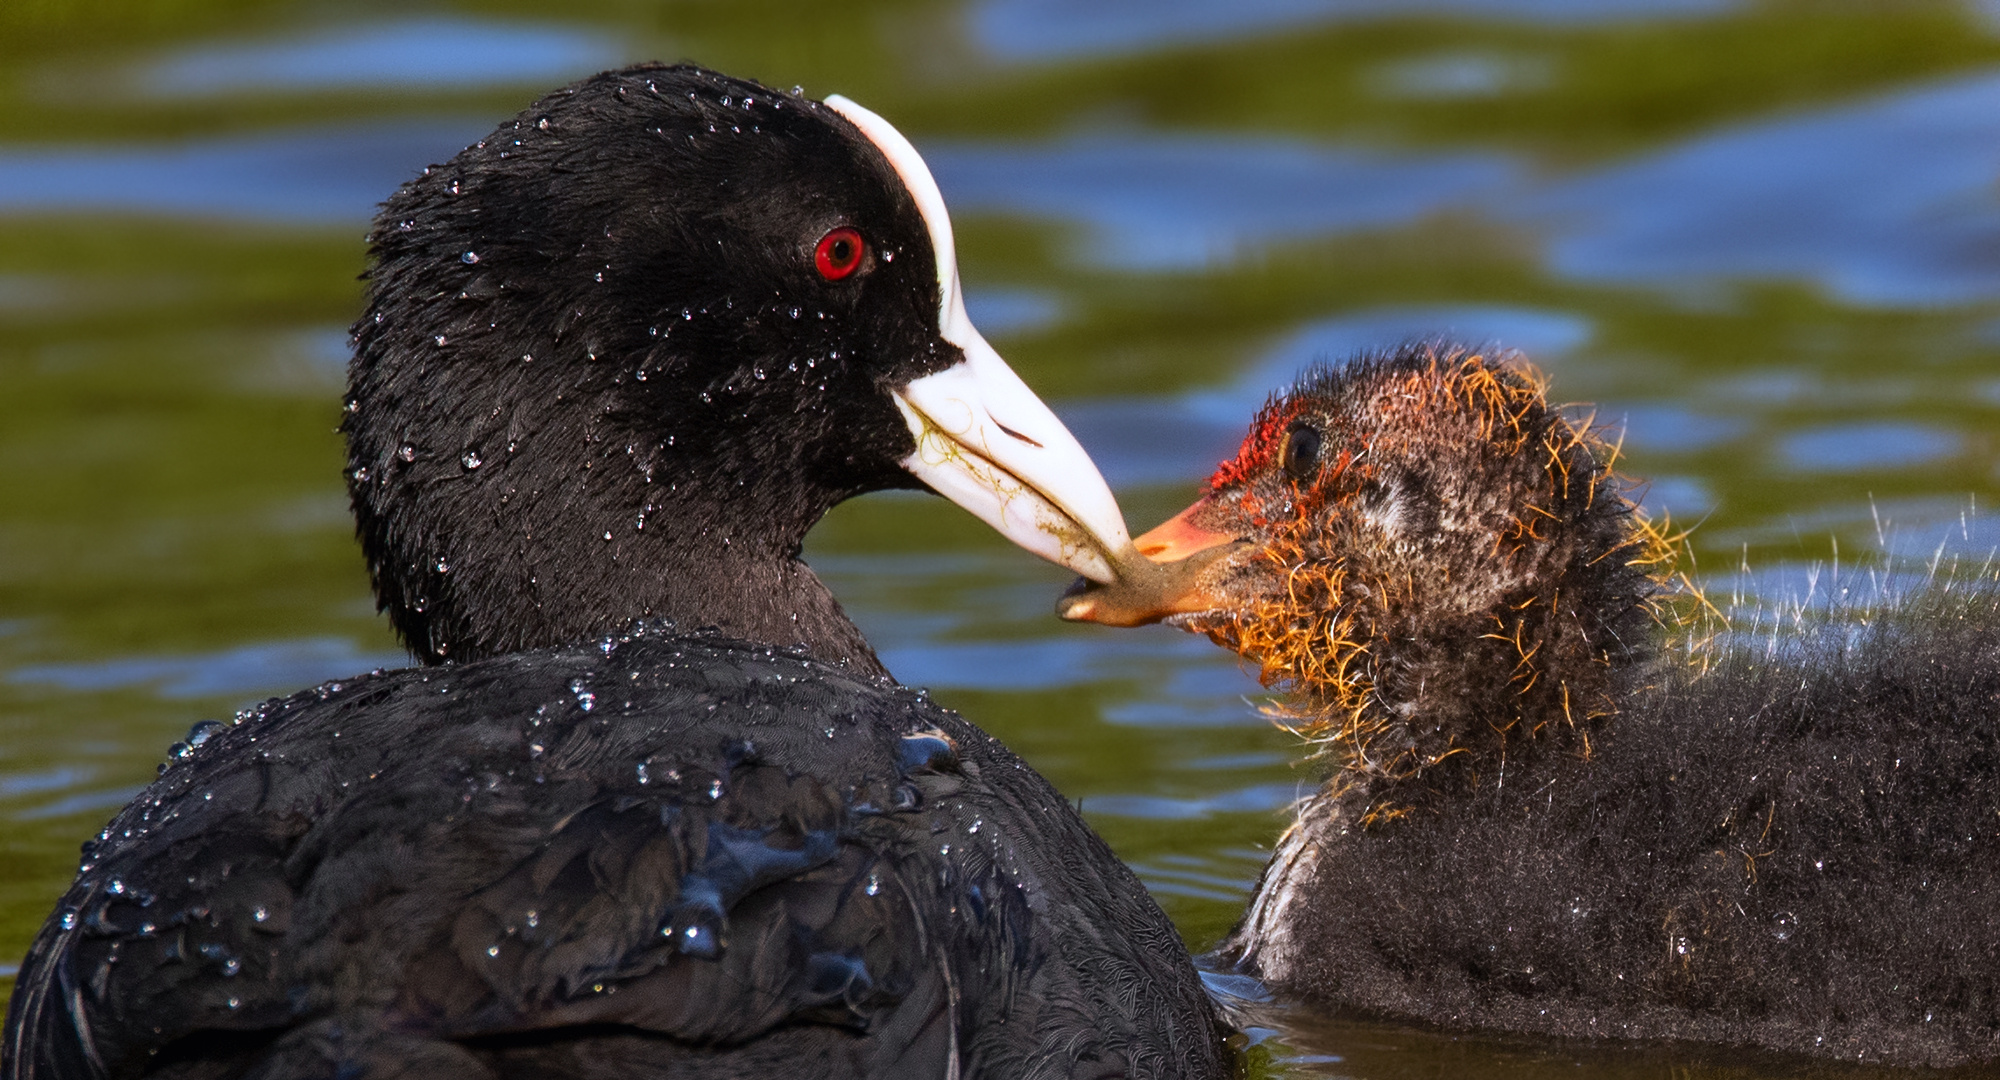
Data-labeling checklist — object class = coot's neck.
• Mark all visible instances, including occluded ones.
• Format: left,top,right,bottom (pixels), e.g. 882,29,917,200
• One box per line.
347,383,900,677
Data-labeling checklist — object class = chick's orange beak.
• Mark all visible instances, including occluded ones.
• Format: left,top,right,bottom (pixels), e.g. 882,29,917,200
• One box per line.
1056,496,1245,627
1133,500,1238,562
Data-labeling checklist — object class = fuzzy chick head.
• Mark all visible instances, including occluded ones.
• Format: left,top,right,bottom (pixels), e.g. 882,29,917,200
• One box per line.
1073,343,1664,789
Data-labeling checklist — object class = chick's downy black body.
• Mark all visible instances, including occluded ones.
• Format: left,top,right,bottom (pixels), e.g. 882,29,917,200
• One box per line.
1068,343,2000,1068
5,64,1222,1079
1246,582,2000,1069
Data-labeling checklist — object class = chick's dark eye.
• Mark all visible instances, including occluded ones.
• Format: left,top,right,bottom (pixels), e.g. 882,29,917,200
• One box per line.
1281,423,1322,481
814,227,865,281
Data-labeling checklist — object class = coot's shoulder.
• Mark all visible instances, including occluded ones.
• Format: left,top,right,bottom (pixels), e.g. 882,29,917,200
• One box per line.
13,628,1217,1079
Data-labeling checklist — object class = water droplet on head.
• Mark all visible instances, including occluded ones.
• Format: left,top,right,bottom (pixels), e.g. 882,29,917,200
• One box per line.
635,761,650,785
411,596,429,613
865,872,881,897
252,906,268,923
461,251,480,264
708,778,724,800
461,450,482,470
486,945,500,958
398,445,416,463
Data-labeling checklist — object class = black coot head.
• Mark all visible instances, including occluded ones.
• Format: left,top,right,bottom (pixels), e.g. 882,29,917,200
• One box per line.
346,64,1137,666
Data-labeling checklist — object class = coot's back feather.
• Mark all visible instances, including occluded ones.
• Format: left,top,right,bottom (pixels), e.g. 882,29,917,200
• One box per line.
11,630,1219,1078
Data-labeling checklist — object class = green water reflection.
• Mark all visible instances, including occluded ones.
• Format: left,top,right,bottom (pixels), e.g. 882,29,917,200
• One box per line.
4,2,1999,1077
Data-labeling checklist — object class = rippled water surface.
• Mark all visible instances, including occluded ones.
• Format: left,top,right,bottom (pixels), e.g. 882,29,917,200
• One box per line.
3,3,1998,1076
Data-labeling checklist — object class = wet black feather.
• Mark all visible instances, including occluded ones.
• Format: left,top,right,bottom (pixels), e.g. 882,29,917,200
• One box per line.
11,632,1224,1079
345,64,951,670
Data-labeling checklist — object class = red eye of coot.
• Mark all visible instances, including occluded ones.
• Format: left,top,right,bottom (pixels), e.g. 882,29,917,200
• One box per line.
814,227,865,281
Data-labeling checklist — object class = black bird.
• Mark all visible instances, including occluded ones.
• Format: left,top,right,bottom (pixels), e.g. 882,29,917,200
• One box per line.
4,64,1225,1080
1062,344,2000,1069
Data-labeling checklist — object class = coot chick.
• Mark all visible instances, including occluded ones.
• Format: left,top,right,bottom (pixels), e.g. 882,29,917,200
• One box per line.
5,65,1224,1079
1062,344,2000,1068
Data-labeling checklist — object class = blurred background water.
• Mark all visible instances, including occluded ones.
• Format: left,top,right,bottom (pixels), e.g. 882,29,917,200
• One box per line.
2,2,1998,1076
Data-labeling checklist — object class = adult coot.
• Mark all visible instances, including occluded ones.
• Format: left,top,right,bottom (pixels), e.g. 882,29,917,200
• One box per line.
4,65,1225,1080
1061,344,2000,1068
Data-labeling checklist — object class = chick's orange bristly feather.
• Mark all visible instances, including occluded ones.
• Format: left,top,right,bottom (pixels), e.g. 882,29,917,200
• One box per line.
1172,345,1667,800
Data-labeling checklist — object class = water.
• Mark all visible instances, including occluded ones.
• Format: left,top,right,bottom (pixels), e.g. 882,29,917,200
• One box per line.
3,3,1999,1076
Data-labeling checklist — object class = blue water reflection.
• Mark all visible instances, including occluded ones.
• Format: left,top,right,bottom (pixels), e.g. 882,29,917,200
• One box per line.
1242,306,1591,388
1779,422,1961,473
1085,782,1301,821
0,120,485,223
1612,404,1747,454
1538,71,2000,304
927,137,1518,269
964,287,1064,336
11,638,408,701
138,18,623,97
1064,304,1593,488
1127,852,1267,903
1707,495,2000,559
974,0,1734,60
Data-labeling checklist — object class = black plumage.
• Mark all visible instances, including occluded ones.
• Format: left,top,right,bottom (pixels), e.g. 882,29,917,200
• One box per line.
4,63,1223,1079
1065,343,2000,1068
1241,581,2000,1068
346,64,954,670
10,631,1217,1079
